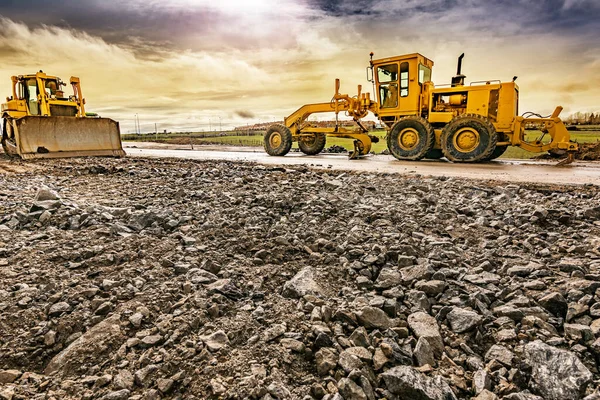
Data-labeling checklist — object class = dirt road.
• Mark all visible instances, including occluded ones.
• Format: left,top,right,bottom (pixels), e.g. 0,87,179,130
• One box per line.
123,142,600,185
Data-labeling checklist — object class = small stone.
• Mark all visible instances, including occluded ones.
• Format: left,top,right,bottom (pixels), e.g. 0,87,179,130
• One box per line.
564,324,594,343
48,301,71,316
134,364,158,387
280,338,305,353
263,324,286,342
95,301,113,315
338,350,364,373
44,330,57,346
315,348,337,375
446,308,483,333
0,370,22,384
473,369,491,394
407,312,444,356
99,390,130,400
413,337,435,367
210,379,227,396
338,378,367,400
141,334,162,346
201,330,229,352
355,306,393,330
381,366,457,400
129,312,144,328
485,345,514,366
114,370,134,390
282,267,321,298
538,292,568,317
373,347,390,370
414,280,446,296
157,378,175,394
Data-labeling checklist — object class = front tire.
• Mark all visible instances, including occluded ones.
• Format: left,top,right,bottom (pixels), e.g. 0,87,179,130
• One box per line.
441,114,497,162
298,133,326,155
264,124,292,156
487,145,507,160
387,116,435,160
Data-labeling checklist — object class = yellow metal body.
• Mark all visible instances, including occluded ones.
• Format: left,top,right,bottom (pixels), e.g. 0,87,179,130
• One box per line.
282,79,380,157
270,52,577,160
371,53,577,156
1,71,125,159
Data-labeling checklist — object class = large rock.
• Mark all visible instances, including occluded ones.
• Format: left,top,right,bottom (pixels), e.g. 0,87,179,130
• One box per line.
338,378,367,400
524,340,592,400
315,348,337,376
407,312,444,356
35,187,61,202
45,314,124,376
355,306,393,330
446,307,483,333
375,267,402,289
484,345,514,366
381,366,457,400
538,292,568,317
282,267,321,299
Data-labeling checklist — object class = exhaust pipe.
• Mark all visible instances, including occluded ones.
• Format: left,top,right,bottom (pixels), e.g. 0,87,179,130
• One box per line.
456,53,464,76
452,53,466,87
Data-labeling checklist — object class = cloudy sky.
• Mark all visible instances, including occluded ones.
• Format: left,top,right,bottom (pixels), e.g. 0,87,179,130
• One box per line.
0,0,598,132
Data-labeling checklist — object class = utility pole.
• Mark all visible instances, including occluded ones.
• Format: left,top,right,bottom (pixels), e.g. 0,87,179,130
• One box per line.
155,123,158,141
219,116,222,133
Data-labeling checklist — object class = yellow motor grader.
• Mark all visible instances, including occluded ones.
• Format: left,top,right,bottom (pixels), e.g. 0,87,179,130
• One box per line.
1,71,125,159
264,53,578,162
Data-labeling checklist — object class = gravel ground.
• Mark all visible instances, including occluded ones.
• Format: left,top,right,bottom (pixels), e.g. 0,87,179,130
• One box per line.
1,156,600,400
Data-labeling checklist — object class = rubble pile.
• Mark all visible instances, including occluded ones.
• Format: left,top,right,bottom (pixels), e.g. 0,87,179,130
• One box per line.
0,157,599,400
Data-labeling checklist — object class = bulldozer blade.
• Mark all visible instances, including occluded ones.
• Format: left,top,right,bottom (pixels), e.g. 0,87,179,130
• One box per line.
11,116,125,159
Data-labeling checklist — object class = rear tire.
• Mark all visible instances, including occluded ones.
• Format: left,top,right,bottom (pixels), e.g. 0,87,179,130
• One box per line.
441,114,497,162
264,124,292,156
298,133,326,155
387,116,435,160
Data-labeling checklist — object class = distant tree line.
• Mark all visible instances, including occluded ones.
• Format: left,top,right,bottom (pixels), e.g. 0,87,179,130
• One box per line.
565,112,600,125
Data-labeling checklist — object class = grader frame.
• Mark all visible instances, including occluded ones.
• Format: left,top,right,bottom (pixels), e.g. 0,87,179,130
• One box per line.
263,52,578,163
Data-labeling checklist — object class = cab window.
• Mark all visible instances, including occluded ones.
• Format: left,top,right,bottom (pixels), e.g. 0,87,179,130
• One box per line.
400,62,409,97
379,84,398,108
418,64,431,84
27,79,38,101
377,64,398,83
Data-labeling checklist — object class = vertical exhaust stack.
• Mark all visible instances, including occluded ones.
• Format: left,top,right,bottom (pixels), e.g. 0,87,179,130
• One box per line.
451,53,466,87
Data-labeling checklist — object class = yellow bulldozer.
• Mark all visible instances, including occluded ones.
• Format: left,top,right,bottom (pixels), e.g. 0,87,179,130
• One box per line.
1,71,125,159
264,53,578,162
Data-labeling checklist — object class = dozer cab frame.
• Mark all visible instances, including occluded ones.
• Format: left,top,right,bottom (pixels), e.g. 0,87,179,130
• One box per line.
1,71,125,159
264,53,578,163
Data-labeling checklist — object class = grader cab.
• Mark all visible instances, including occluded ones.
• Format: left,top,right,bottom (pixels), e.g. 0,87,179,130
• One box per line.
1,71,125,159
264,53,578,163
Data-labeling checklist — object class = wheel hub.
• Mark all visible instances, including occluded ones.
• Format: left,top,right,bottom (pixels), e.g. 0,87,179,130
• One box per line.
398,128,419,150
454,127,479,153
269,132,282,148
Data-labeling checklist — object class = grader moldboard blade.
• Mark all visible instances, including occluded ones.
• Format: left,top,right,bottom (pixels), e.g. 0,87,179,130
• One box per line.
8,116,125,159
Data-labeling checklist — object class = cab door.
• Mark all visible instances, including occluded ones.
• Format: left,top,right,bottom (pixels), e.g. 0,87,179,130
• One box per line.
25,79,40,115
